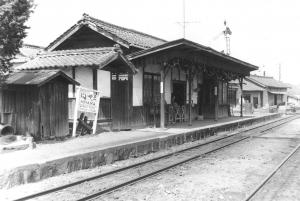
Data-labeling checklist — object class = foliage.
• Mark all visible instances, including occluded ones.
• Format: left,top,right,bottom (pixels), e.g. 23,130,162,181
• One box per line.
0,0,34,74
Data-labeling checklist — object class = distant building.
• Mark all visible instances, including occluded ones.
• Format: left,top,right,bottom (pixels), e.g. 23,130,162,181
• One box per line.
242,75,290,108
11,44,44,69
287,93,300,106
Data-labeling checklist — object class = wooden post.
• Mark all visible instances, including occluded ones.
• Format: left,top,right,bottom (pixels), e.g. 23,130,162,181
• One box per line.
240,77,243,117
92,92,101,134
188,69,192,126
214,81,219,121
160,64,165,129
72,86,80,137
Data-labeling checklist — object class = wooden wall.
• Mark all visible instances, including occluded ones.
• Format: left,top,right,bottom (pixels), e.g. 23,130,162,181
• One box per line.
39,79,69,139
0,86,39,136
0,78,69,140
53,25,141,54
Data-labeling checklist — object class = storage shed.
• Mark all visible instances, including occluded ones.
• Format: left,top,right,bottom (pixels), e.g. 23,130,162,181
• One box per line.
0,70,79,140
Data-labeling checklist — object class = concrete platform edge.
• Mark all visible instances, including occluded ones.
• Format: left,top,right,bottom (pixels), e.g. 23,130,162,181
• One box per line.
0,113,282,189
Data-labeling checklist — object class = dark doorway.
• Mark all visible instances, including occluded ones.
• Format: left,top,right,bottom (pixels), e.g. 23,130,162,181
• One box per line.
253,97,258,108
143,73,160,126
111,73,132,130
202,77,216,119
172,81,186,106
274,94,277,105
244,95,251,103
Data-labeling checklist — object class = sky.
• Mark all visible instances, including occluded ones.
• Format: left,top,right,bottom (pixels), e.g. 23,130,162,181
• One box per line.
24,0,300,85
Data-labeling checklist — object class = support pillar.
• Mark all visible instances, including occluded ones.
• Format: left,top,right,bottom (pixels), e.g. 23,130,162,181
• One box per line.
160,64,165,129
188,69,192,126
239,77,243,117
214,81,219,121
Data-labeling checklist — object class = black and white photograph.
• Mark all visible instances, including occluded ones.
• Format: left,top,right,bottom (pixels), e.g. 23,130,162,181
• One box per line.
1,0,300,200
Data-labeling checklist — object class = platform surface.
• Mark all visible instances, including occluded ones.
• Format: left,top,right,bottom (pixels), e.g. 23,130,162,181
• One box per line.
0,114,274,172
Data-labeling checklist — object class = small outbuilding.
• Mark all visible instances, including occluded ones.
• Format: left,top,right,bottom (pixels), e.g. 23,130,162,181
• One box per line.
0,70,79,140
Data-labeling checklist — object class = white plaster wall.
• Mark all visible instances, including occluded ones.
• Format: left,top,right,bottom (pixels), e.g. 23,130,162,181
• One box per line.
97,70,111,97
62,68,74,98
75,67,93,89
268,92,275,106
133,69,143,106
248,91,261,108
144,64,160,74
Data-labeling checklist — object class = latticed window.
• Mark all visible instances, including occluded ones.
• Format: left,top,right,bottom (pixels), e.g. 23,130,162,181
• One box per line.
228,87,237,106
143,73,160,105
218,81,228,104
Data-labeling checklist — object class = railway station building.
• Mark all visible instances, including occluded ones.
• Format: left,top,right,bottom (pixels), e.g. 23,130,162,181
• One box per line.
16,14,259,133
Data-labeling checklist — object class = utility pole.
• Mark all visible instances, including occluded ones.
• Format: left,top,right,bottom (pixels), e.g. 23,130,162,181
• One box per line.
279,63,282,81
182,0,186,38
177,0,201,38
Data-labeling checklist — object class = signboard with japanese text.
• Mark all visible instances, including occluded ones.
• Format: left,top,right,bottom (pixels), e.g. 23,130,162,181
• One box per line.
78,87,101,113
72,86,101,136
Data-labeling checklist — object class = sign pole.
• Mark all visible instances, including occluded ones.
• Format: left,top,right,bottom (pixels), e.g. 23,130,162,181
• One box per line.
92,92,101,134
72,86,81,137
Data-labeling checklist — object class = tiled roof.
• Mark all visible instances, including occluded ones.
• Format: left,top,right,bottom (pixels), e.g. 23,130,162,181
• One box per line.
46,14,166,51
243,79,264,91
5,70,79,86
15,47,136,73
247,75,290,88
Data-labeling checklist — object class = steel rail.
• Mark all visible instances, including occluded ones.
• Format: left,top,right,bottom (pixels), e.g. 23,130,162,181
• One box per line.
78,136,250,201
243,141,300,201
77,116,299,201
13,115,298,201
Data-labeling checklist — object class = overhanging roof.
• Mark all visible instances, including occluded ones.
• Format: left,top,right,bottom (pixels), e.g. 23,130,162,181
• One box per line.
5,70,79,87
15,47,136,74
128,38,259,73
269,91,287,95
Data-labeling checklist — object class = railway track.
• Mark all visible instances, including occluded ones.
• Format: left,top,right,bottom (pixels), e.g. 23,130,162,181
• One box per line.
14,115,299,201
244,134,300,201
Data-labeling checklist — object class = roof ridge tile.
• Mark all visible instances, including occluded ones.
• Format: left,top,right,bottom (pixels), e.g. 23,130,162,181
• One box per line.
83,14,167,43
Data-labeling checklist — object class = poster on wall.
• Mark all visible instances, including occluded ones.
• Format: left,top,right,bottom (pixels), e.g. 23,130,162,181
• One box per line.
72,86,101,136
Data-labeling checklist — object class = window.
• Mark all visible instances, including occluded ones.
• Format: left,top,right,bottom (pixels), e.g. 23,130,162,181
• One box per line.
228,87,237,106
143,73,160,105
218,81,228,104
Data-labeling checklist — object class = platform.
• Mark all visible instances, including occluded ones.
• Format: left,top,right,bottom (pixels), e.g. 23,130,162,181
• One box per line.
0,113,281,189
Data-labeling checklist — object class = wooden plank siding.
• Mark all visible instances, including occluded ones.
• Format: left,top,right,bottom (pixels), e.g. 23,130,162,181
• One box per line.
39,79,69,139
0,79,70,140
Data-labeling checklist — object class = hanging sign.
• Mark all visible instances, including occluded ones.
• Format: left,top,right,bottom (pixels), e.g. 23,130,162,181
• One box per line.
160,81,164,93
72,86,101,137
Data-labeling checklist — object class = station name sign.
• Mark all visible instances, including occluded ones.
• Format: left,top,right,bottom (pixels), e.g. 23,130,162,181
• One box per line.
78,87,101,114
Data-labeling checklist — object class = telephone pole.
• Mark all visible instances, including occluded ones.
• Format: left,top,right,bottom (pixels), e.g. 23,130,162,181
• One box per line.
279,63,282,81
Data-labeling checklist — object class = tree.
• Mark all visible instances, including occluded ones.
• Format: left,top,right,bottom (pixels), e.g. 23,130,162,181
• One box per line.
0,0,34,74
